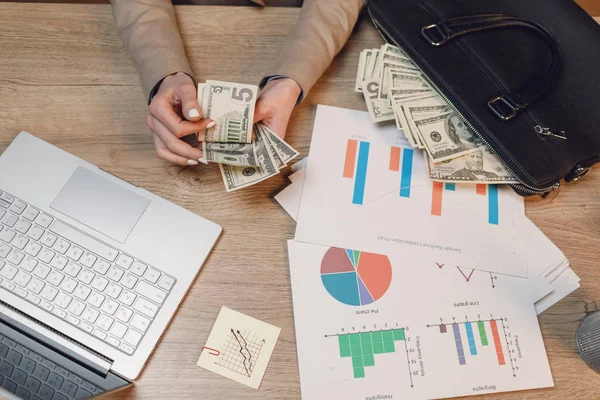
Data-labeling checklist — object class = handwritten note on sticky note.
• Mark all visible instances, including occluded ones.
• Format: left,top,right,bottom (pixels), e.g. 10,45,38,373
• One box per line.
197,306,281,389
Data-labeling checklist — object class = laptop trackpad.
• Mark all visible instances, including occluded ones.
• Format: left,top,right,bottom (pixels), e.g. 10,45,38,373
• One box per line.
51,167,150,243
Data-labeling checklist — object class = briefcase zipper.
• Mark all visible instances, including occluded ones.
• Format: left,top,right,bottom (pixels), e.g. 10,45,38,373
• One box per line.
534,125,567,140
368,7,557,195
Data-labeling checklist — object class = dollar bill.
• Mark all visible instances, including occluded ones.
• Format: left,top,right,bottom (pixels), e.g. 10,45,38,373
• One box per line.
390,95,437,147
388,88,432,100
379,44,410,60
389,93,430,123
364,49,380,82
220,125,279,192
371,49,384,80
378,63,420,100
258,123,299,164
413,112,486,162
202,142,258,167
255,125,285,170
389,72,430,90
362,79,395,123
394,96,450,148
406,105,451,143
200,80,257,143
355,50,369,93
375,51,416,79
426,148,518,183
355,50,366,93
197,83,205,104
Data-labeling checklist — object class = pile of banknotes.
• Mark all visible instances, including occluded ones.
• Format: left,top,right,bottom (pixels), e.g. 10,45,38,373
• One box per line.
356,44,517,184
196,80,299,192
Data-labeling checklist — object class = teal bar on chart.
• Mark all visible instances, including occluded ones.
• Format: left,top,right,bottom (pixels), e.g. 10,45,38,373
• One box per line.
352,141,370,205
399,148,414,198
488,185,499,225
465,322,478,355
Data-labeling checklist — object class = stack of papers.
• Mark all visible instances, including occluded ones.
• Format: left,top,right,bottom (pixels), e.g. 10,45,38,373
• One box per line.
275,105,579,399
277,160,578,315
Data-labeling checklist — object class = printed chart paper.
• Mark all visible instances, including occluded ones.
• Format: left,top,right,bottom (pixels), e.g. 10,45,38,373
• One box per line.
296,105,527,277
197,307,281,389
287,241,553,399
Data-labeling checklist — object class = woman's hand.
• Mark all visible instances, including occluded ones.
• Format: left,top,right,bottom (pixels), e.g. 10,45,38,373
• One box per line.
254,77,302,139
146,72,214,166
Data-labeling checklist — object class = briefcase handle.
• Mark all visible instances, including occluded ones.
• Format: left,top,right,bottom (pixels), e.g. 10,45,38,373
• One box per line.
421,14,561,121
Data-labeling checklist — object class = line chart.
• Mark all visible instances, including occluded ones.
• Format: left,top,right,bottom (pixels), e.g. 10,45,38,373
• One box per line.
215,328,266,377
436,263,498,288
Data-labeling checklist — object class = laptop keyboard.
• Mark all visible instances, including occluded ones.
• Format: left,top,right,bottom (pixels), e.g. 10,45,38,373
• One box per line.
0,190,176,356
0,333,103,400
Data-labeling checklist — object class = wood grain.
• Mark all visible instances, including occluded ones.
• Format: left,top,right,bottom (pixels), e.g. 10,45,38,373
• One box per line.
0,4,598,400
576,0,600,16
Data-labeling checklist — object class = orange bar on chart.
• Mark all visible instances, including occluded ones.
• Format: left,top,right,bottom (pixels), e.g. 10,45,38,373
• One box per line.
431,181,444,216
476,184,487,195
343,139,358,178
490,320,506,365
389,146,401,171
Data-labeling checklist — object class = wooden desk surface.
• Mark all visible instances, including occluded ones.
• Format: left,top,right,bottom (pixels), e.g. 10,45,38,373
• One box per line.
0,4,598,400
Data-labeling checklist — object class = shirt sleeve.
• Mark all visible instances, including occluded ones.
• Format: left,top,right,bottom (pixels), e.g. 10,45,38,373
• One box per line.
260,0,364,102
260,75,305,104
110,0,195,103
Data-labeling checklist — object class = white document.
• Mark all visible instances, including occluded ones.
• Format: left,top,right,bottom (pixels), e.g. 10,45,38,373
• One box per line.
295,105,527,277
289,168,306,183
520,218,567,279
535,269,580,314
197,306,281,389
545,261,571,284
275,174,305,222
291,157,309,172
287,240,553,399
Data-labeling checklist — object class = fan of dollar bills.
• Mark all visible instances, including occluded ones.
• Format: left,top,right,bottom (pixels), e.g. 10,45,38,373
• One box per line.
356,44,517,184
196,80,299,192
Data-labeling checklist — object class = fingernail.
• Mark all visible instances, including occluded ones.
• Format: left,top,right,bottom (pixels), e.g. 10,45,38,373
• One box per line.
207,121,216,129
187,159,198,166
198,158,208,165
188,109,200,118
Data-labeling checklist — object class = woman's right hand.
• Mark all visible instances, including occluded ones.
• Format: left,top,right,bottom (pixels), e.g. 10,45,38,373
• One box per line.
146,72,214,166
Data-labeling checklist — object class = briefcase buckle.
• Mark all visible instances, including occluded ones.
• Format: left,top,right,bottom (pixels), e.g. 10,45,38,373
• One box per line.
488,95,518,121
421,24,449,46
565,165,591,182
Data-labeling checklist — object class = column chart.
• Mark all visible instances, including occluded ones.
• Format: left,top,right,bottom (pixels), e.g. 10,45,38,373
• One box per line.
428,318,510,370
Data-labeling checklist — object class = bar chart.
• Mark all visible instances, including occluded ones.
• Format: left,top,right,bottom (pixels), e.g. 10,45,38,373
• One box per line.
388,146,415,198
344,141,418,205
346,140,500,223
343,140,506,239
431,182,500,225
329,328,407,379
343,139,370,205
428,318,511,371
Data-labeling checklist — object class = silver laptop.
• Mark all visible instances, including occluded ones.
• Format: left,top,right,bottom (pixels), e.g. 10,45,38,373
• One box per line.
0,132,222,399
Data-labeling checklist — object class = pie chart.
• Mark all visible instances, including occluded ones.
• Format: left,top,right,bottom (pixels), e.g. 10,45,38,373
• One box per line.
320,248,392,306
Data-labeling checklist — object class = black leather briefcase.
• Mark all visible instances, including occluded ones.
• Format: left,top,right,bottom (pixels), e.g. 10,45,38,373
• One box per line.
367,0,600,195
